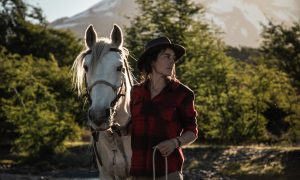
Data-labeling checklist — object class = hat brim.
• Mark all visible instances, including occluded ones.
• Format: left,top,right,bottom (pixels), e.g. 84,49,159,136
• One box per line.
137,43,185,71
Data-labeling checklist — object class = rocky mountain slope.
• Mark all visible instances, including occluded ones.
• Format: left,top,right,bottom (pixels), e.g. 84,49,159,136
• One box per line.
50,0,299,47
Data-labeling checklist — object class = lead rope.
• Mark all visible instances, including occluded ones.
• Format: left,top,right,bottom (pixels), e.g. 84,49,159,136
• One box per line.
152,146,168,180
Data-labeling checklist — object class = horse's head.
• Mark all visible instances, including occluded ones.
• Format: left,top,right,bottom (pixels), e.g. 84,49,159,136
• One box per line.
73,24,131,131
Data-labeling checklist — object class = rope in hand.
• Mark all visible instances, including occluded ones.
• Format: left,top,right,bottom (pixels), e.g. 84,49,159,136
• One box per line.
152,146,168,180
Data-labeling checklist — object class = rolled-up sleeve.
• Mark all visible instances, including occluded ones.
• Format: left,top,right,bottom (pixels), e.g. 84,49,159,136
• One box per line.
178,90,198,136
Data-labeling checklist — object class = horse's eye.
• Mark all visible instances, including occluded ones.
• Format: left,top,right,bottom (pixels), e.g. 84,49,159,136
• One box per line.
83,65,88,72
117,65,124,72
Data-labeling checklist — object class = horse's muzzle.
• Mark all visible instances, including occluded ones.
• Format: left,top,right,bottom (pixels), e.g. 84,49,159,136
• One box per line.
88,108,112,130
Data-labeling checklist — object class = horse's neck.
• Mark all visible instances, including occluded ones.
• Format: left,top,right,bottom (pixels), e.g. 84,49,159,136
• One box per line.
114,94,130,126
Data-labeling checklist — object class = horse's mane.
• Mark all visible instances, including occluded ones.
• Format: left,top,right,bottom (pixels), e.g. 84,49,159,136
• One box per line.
72,37,133,104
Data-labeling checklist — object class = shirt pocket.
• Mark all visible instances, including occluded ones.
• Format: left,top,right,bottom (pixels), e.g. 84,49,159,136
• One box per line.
160,104,177,122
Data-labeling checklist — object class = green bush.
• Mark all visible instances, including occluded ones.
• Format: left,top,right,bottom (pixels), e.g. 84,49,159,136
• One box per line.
0,47,81,157
125,0,300,144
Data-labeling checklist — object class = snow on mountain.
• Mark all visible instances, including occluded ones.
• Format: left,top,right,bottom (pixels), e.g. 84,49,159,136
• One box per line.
92,0,119,12
50,0,299,47
202,0,299,47
68,0,119,21
50,0,137,38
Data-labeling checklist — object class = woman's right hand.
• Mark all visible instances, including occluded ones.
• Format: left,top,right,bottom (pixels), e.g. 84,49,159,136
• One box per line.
155,138,178,157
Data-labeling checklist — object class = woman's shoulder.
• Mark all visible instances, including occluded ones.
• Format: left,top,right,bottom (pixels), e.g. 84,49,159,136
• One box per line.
171,79,194,95
131,81,147,95
132,81,146,89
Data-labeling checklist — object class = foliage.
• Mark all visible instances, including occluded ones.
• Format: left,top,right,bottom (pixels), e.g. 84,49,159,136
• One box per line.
125,0,204,75
0,0,299,155
0,0,46,24
0,46,81,157
0,0,83,66
125,0,300,144
260,21,300,91
0,0,86,158
182,24,300,143
225,46,260,62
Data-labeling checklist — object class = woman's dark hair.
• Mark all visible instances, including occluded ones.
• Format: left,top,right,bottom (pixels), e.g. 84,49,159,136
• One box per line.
140,46,176,81
141,49,162,75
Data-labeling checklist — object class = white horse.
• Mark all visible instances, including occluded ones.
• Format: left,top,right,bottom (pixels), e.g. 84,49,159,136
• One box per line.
72,24,132,180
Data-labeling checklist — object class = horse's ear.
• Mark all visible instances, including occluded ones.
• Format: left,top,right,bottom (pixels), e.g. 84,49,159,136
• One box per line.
110,24,123,48
85,24,97,48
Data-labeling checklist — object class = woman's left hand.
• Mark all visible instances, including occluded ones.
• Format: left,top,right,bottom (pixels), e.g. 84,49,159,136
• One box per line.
155,139,177,157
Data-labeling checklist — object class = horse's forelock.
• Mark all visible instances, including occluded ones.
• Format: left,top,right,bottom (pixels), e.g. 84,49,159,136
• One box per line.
90,38,112,72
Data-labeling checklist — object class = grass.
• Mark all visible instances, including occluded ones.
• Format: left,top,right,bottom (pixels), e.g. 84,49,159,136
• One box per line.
0,159,15,164
182,143,300,179
64,141,90,147
186,143,300,150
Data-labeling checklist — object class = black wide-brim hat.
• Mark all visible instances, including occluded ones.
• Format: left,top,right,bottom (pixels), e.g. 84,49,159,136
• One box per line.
137,36,186,71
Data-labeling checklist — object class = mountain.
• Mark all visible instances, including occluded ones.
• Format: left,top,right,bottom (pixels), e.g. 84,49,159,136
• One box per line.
50,0,300,47
50,0,137,38
203,0,300,47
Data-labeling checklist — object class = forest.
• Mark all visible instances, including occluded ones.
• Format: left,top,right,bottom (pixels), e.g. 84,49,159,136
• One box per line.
0,1,299,177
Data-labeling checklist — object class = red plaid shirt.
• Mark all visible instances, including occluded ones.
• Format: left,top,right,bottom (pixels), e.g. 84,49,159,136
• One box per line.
130,79,198,177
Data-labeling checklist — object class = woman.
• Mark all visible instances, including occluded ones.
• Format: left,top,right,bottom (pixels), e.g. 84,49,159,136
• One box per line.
130,37,198,180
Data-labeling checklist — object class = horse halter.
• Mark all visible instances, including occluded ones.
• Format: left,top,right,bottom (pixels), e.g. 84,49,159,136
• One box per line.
83,48,128,130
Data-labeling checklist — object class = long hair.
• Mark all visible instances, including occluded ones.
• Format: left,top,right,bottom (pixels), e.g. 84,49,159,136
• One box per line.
140,47,176,82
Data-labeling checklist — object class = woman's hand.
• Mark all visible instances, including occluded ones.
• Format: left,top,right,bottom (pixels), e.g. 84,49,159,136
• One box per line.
155,139,177,157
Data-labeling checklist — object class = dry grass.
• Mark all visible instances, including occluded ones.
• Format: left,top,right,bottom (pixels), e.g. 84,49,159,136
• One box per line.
182,143,300,178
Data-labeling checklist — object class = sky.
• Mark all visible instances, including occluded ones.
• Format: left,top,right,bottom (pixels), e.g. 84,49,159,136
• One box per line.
26,0,102,22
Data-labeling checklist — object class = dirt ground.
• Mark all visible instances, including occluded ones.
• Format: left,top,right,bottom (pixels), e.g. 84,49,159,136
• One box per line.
1,144,300,180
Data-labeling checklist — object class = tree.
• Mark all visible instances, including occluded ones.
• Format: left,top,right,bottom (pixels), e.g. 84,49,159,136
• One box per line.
0,1,87,158
125,0,300,144
0,47,81,157
260,21,300,91
125,0,204,75
0,0,83,66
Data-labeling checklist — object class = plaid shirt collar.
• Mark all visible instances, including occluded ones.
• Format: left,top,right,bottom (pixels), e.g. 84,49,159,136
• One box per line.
142,78,177,93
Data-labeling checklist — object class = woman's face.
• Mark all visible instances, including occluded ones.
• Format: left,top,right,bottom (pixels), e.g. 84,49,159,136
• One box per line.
152,48,176,77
